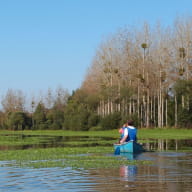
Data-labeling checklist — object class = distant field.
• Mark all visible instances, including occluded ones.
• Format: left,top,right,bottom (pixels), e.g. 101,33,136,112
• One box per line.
1,128,192,139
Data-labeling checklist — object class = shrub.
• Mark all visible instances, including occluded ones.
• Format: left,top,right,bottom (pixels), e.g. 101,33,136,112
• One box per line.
89,125,103,131
100,112,121,130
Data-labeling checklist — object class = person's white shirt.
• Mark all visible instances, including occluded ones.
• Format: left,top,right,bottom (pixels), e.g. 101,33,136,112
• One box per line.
124,127,128,136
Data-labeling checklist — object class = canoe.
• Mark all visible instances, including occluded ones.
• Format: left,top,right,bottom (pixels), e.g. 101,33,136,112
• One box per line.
114,141,145,153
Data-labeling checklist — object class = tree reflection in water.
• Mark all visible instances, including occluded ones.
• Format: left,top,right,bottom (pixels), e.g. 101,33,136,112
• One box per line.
144,139,192,151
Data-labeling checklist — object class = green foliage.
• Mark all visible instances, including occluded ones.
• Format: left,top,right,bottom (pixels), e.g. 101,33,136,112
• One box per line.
6,111,31,130
0,130,155,169
63,89,101,131
173,80,192,128
100,112,121,130
141,43,148,49
120,87,134,99
84,94,99,110
88,113,100,128
167,99,175,126
0,111,6,129
2,129,192,169
0,145,151,169
89,125,103,131
178,108,192,128
63,100,90,131
120,114,140,127
174,80,192,98
179,47,186,58
3,79,192,130
46,108,64,130
138,128,192,139
33,102,47,130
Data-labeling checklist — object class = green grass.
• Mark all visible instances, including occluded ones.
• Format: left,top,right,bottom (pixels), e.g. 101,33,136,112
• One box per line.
0,135,47,146
0,132,117,147
138,128,192,139
1,128,192,140
0,128,192,147
2,127,192,136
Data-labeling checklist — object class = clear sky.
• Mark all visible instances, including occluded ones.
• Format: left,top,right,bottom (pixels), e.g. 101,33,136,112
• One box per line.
0,0,192,99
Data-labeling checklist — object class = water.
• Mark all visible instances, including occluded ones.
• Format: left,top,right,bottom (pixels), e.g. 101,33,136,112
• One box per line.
0,151,192,192
0,166,95,192
0,138,192,191
0,135,115,150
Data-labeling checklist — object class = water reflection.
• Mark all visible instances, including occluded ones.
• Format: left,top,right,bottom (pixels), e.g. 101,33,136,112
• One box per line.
0,152,192,191
1,134,192,191
143,139,192,151
0,135,115,150
119,165,137,181
88,152,192,192
115,153,139,183
0,166,96,192
1,134,192,151
118,152,143,160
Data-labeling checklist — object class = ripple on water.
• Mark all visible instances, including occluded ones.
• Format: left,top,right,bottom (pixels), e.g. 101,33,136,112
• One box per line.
1,152,192,192
0,166,97,192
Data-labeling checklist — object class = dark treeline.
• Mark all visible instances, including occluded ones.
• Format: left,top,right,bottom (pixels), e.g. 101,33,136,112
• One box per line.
1,17,192,130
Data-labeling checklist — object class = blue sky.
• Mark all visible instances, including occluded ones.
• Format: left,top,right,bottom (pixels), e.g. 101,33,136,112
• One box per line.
0,0,192,99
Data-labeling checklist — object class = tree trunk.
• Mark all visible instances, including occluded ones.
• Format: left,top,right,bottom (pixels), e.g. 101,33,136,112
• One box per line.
175,95,178,127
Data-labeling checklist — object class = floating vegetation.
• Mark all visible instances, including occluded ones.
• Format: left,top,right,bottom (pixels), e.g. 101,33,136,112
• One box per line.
0,129,191,169
24,156,151,169
0,146,151,169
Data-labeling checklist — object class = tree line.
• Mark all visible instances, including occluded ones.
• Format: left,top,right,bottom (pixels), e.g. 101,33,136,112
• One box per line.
81,16,192,129
1,17,192,130
0,87,69,130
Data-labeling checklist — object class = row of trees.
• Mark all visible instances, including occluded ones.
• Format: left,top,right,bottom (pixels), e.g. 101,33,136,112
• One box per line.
1,17,192,130
0,87,69,130
81,17,192,128
0,87,119,131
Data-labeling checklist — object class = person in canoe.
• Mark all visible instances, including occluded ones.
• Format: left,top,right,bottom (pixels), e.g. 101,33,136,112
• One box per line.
119,120,137,144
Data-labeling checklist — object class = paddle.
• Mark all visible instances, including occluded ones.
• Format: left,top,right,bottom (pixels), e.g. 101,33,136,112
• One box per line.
114,146,120,155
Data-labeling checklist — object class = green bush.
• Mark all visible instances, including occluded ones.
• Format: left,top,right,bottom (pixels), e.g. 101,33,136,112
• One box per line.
178,108,192,128
100,112,121,130
119,113,139,128
89,125,103,131
88,113,100,128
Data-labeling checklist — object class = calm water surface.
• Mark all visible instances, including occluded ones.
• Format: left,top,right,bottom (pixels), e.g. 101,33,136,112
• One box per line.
0,151,192,192
0,137,192,192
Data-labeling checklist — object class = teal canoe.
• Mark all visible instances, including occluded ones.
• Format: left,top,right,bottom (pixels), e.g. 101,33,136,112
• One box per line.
114,141,145,153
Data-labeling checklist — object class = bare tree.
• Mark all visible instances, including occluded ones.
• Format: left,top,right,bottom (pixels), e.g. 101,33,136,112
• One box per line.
82,17,192,128
1,89,26,112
